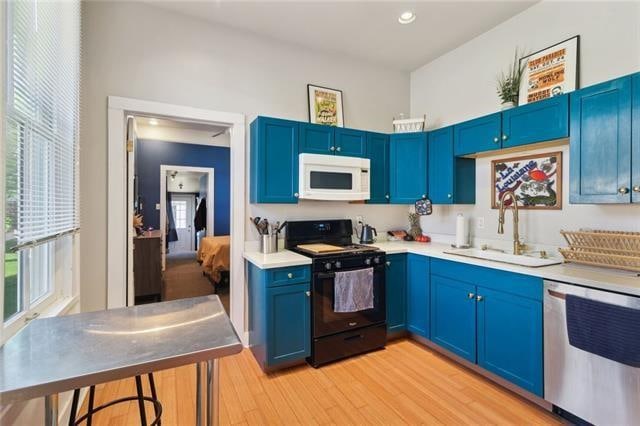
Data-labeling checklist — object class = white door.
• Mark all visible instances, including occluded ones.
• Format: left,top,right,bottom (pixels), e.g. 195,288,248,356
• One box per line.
169,194,195,253
126,116,137,306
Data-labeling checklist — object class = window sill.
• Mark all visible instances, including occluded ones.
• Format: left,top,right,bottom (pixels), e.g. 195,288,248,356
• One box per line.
39,295,79,319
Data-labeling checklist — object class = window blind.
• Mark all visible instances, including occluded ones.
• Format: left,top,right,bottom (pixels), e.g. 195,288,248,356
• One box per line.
5,0,80,249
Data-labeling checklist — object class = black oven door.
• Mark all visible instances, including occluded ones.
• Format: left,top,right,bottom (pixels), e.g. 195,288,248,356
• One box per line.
312,265,386,338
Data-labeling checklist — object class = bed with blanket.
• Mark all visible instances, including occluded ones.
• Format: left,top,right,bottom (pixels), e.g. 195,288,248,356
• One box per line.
197,235,230,285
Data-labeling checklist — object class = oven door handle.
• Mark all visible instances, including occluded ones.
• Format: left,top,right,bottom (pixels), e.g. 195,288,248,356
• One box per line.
316,272,336,279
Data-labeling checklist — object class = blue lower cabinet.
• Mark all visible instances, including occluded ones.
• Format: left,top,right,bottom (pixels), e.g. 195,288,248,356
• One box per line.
430,275,477,363
476,287,543,396
385,254,407,332
406,254,430,338
248,263,311,371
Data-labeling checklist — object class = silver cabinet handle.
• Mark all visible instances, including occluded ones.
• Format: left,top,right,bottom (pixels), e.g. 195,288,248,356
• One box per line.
385,194,390,199
421,194,426,199
294,192,299,198
336,146,341,152
634,185,640,193
467,293,475,299
476,295,484,302
493,137,499,143
329,146,336,151
502,134,508,141
619,186,630,195
385,261,391,266
305,291,311,297
287,273,293,278
447,193,452,198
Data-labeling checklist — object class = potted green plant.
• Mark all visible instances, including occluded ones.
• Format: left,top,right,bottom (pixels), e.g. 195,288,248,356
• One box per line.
497,48,525,110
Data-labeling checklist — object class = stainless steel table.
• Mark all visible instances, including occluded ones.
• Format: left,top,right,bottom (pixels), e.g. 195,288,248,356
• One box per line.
0,295,242,426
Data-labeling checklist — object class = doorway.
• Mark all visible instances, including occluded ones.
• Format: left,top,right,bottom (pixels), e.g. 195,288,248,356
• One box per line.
169,193,195,253
107,96,245,343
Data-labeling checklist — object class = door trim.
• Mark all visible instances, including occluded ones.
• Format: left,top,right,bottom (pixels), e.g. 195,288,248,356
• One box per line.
107,96,246,345
160,165,214,269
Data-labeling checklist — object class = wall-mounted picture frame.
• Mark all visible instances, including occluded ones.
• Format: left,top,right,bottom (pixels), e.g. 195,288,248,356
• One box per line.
307,84,344,127
492,151,562,210
518,35,580,105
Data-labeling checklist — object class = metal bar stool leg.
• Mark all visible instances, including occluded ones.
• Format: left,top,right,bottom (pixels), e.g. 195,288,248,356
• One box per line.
87,386,96,426
148,373,161,425
135,375,148,426
68,389,80,426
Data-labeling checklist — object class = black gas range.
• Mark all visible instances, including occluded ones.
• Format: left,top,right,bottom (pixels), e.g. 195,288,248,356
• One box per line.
285,219,387,367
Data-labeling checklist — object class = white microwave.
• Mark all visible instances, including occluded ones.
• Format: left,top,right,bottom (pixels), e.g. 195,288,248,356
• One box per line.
298,153,370,201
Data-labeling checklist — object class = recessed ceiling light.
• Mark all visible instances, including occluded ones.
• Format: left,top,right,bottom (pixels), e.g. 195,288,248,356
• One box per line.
398,11,416,25
149,118,159,126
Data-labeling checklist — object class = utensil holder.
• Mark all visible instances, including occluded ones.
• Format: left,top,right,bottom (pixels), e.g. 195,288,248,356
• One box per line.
260,235,278,254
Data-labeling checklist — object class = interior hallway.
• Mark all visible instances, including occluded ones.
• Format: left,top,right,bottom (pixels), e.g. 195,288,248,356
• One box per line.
163,252,229,312
79,339,561,425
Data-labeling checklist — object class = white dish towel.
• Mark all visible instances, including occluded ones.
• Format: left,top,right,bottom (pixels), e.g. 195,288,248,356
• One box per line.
333,267,374,313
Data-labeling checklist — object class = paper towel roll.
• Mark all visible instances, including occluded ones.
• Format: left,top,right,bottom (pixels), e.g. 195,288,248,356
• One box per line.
455,214,468,248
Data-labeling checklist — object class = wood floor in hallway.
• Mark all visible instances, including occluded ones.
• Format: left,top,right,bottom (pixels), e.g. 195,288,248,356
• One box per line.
79,339,561,425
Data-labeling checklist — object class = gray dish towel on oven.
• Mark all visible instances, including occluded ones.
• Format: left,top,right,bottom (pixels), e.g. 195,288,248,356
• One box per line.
334,267,374,313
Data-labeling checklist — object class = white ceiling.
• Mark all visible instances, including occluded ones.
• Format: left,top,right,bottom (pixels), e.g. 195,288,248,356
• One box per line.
135,115,230,147
167,170,206,193
151,1,537,71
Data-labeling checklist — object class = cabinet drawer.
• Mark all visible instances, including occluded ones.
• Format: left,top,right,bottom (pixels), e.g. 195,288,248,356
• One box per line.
268,265,311,287
431,258,542,301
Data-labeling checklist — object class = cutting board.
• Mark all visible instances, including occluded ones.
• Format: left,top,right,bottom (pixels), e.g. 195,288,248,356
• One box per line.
297,243,345,253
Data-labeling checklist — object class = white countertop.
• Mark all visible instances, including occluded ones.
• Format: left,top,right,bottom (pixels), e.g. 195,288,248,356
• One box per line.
244,241,640,296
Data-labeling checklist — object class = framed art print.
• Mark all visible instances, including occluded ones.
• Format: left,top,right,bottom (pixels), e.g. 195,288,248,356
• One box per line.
307,84,344,127
492,151,562,210
518,35,579,105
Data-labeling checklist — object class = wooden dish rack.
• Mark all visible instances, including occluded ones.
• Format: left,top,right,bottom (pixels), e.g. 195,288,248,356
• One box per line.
559,230,640,272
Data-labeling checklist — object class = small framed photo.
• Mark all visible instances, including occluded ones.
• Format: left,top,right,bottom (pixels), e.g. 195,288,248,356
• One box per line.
492,151,562,210
307,84,344,127
518,35,580,105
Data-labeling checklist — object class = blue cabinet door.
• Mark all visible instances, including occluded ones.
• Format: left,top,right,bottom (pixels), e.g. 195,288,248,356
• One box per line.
335,128,367,157
428,127,454,204
385,254,406,332
502,94,569,148
477,287,543,396
454,112,501,156
632,73,640,204
406,254,430,338
250,117,299,203
570,77,632,203
366,132,390,203
389,132,428,204
300,123,335,155
267,282,310,366
430,275,477,363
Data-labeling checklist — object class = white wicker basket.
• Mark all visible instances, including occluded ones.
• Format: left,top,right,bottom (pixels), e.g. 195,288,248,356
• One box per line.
393,115,426,133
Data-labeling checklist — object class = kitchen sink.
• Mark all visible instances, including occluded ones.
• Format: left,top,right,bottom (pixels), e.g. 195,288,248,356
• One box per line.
443,248,562,268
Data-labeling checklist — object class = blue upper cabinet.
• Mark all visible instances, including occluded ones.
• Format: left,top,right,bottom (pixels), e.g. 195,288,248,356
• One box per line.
570,76,632,203
428,126,475,204
406,254,430,338
300,123,335,155
476,287,543,396
385,254,407,333
632,73,640,204
502,94,569,149
389,132,428,204
366,132,390,203
454,112,501,156
430,274,476,363
250,117,300,203
335,128,367,157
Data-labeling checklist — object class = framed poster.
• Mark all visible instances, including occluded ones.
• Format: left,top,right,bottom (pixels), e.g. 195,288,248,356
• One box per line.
518,36,579,105
307,84,344,127
492,151,562,210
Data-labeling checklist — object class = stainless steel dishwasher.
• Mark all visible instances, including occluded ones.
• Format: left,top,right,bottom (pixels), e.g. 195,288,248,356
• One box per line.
544,280,640,425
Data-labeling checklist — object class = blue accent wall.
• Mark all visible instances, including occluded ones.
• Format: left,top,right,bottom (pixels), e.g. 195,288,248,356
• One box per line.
137,139,231,235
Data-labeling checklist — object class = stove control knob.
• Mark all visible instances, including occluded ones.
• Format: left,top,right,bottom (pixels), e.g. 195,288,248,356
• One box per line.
364,258,372,266
373,257,381,264
335,261,342,269
324,262,332,271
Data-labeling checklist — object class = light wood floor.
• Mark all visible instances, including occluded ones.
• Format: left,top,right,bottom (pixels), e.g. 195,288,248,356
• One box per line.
79,339,561,425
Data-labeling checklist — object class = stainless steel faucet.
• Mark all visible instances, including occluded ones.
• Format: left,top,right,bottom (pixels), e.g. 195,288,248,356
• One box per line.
497,190,526,255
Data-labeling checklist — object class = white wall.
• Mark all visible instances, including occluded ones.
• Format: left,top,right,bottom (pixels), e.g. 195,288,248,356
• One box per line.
80,1,410,312
411,1,640,248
